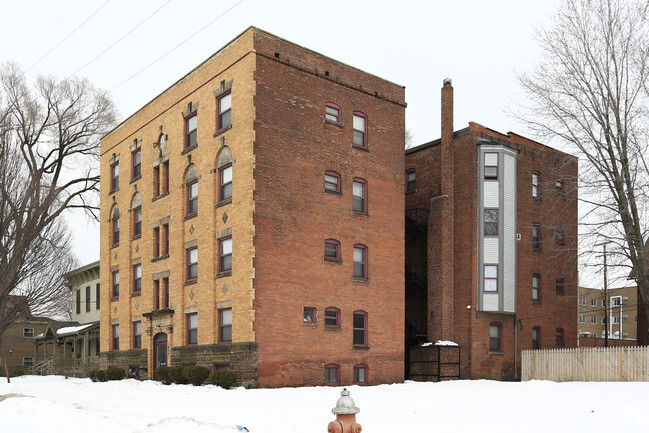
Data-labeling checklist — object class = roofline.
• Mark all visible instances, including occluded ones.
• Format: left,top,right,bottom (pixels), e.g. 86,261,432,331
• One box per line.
63,260,100,279
103,26,405,140
405,127,471,155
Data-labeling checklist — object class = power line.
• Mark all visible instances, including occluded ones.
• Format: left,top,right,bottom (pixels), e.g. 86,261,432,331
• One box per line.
66,0,174,80
109,0,245,93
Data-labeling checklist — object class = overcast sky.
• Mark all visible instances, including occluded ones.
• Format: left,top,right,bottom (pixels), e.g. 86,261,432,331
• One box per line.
3,0,578,272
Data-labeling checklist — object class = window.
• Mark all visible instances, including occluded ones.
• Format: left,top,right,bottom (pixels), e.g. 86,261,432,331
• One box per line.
76,289,81,314
112,215,120,246
556,278,564,295
484,209,498,235
579,296,586,306
354,365,368,384
163,277,169,309
532,274,541,301
186,247,198,281
489,323,502,352
133,264,142,293
112,324,120,351
484,153,498,179
111,162,119,191
324,239,340,260
324,171,341,193
555,328,565,346
163,224,169,255
484,265,498,292
591,298,597,307
611,296,622,306
163,161,170,194
406,169,416,192
555,179,564,195
353,311,368,346
353,245,368,279
133,206,142,238
185,113,197,149
219,308,232,343
579,315,586,324
153,165,160,197
23,328,34,338
96,284,100,310
352,112,367,147
155,224,170,258
324,307,340,328
325,103,341,123
554,228,565,246
154,227,160,257
219,163,233,202
217,91,232,130
591,315,598,324
612,315,620,324
112,271,120,298
154,160,170,197
85,286,91,312
532,327,540,350
23,357,34,367
186,180,198,216
532,172,540,198
218,237,232,273
532,223,541,251
324,364,340,385
132,148,141,179
133,321,142,349
187,313,198,345
303,307,316,323
154,280,160,310
352,178,367,214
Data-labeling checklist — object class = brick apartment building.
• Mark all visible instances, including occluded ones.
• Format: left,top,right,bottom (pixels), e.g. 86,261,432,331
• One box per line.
578,286,638,345
99,27,405,387
405,80,578,380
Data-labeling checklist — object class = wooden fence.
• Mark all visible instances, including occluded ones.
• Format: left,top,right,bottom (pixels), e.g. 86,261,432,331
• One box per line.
521,346,649,382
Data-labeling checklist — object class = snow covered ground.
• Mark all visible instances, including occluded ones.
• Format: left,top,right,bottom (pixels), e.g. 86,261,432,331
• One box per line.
1,376,648,432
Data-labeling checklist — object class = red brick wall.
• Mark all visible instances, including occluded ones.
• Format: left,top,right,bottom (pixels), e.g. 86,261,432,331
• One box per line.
252,32,405,387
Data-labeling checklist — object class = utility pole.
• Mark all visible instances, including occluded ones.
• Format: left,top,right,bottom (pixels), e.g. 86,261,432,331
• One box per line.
603,244,609,348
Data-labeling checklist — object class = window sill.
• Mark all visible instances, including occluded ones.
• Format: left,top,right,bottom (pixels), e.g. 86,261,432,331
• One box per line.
151,254,170,263
213,124,232,137
129,175,142,184
109,187,120,195
302,322,318,328
183,279,197,286
406,189,417,195
351,345,370,350
215,198,232,208
323,189,342,195
152,190,170,202
324,119,343,128
489,351,504,356
215,271,232,279
352,144,369,152
532,300,542,305
181,143,198,155
111,243,119,249
351,211,369,218
110,297,119,302
352,278,370,284
131,234,142,241
323,326,342,332
184,213,198,221
323,257,342,264
532,196,543,202
131,292,142,298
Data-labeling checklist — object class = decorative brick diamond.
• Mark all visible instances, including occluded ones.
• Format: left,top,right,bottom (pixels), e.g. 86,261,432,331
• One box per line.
222,212,228,223
135,302,139,310
135,244,139,253
190,225,195,234
189,290,194,300
113,307,117,314
114,253,117,260
222,284,228,294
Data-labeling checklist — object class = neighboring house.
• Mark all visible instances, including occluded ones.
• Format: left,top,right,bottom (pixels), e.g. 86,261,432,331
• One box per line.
404,80,578,380
99,27,405,387
31,262,101,377
0,295,49,375
578,286,638,346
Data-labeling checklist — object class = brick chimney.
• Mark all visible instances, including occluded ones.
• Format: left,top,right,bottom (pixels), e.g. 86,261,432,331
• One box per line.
427,79,455,343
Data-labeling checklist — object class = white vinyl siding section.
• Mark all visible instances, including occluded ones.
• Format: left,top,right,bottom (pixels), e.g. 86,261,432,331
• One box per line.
484,238,499,263
483,294,499,311
484,182,499,208
502,153,517,313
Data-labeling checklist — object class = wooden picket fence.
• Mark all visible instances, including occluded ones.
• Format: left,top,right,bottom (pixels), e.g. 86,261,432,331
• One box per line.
521,346,649,382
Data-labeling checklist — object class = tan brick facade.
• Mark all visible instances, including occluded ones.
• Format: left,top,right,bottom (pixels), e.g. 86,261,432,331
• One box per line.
578,286,638,343
100,27,405,387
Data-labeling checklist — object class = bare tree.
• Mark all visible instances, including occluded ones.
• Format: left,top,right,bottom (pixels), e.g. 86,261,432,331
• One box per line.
0,63,116,351
517,0,649,335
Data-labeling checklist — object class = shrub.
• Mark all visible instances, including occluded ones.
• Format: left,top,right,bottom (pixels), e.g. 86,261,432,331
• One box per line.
209,370,238,389
95,370,108,382
105,367,125,381
168,366,188,384
155,366,171,385
88,370,99,382
184,366,210,386
12,370,25,377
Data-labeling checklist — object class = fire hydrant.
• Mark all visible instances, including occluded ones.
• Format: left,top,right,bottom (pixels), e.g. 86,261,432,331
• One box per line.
328,388,362,433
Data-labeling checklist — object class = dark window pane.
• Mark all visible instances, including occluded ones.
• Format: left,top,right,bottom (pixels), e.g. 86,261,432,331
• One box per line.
353,329,365,345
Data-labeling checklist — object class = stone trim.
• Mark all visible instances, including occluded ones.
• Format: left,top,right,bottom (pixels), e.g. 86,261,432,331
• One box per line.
216,227,232,239
152,215,171,228
184,305,198,314
182,101,199,118
213,79,233,97
131,257,142,266
129,138,142,153
216,300,232,309
152,270,170,280
184,239,198,249
152,152,170,168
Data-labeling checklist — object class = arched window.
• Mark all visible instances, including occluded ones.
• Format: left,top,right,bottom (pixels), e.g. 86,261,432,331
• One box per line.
324,239,341,260
532,274,541,301
131,193,142,238
353,310,368,347
324,364,339,385
406,168,416,192
353,244,368,279
489,322,502,352
532,326,541,350
324,307,340,328
216,146,233,203
352,111,368,148
325,103,341,124
111,205,120,246
324,170,341,193
352,178,368,214
353,364,368,384
185,164,199,216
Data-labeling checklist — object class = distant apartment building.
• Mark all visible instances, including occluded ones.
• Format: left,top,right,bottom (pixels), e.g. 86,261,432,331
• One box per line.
578,286,637,345
405,80,578,380
99,27,405,387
